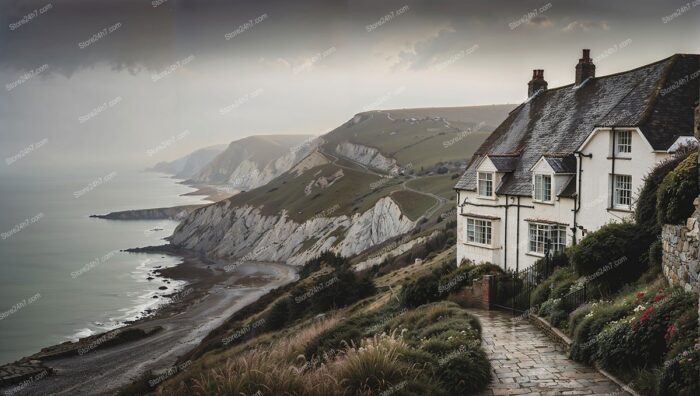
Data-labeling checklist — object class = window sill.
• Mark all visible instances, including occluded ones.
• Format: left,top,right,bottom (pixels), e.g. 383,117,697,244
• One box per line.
476,195,497,201
526,252,545,258
607,156,632,160
608,206,633,213
532,200,555,205
464,241,499,250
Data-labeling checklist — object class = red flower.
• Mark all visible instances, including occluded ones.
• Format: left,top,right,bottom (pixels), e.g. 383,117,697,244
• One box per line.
635,292,645,304
652,293,664,302
640,307,654,322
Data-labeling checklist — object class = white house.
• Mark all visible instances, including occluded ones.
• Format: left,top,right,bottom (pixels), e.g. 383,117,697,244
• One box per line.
454,50,699,271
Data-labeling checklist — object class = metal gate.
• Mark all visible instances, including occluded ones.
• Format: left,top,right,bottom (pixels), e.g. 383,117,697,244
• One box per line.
489,240,558,314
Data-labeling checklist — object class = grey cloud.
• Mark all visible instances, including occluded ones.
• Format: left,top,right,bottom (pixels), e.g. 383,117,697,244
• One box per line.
562,20,611,33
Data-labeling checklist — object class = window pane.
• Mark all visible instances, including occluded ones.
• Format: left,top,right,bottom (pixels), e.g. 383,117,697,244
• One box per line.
617,131,631,153
614,175,632,207
478,173,493,197
543,176,551,201
466,218,491,245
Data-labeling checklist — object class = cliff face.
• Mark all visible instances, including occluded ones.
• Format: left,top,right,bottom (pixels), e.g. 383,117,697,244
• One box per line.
171,196,414,265
334,142,399,174
190,135,318,189
148,145,226,178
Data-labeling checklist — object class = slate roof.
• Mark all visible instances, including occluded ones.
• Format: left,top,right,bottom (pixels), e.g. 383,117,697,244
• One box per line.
455,54,699,196
544,155,577,174
488,155,518,172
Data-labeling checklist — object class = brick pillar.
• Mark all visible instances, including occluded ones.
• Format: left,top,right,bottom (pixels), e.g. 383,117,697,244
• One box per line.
482,275,493,310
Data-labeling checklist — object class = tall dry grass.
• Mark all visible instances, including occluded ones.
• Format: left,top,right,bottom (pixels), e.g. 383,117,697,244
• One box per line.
183,324,412,396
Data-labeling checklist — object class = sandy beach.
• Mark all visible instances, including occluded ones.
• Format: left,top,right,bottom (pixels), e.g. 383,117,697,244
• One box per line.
0,249,298,396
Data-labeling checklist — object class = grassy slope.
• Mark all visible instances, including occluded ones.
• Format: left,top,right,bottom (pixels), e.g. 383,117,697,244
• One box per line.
149,243,468,396
406,174,458,200
321,105,514,170
227,159,406,223
390,190,437,221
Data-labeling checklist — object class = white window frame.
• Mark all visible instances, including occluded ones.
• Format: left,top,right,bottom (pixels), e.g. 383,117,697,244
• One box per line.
466,217,493,246
528,223,567,255
477,172,494,198
613,174,632,209
532,173,553,203
615,130,632,155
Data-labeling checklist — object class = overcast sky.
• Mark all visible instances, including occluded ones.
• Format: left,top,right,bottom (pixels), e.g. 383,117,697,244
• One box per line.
1,0,698,170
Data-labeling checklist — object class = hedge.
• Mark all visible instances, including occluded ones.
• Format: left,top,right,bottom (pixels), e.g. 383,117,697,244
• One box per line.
570,222,650,290
656,151,698,225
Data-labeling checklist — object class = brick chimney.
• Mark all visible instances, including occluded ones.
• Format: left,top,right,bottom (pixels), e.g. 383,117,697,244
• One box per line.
527,69,547,97
575,49,595,85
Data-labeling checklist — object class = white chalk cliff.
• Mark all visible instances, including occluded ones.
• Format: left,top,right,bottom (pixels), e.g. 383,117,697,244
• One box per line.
334,142,399,174
171,196,415,266
190,135,318,189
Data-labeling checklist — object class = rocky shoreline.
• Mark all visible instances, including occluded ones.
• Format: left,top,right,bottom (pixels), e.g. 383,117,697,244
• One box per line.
0,245,298,395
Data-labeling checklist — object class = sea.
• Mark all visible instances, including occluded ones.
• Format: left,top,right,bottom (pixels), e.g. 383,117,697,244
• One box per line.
0,168,207,365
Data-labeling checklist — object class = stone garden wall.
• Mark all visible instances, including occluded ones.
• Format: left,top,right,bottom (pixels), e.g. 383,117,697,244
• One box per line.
661,199,699,293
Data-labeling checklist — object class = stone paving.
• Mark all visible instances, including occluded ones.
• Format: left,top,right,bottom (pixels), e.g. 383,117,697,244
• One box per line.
470,309,625,396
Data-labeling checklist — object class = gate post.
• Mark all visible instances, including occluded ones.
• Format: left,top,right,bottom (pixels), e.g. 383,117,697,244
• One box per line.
482,275,493,310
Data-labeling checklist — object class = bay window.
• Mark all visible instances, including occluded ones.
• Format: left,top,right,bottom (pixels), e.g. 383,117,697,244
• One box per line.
466,218,492,246
528,223,567,255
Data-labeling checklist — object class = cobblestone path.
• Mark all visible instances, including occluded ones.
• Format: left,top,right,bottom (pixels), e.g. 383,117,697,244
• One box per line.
470,309,626,396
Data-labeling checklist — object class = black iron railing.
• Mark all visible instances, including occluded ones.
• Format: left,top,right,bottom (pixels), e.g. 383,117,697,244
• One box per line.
489,239,580,314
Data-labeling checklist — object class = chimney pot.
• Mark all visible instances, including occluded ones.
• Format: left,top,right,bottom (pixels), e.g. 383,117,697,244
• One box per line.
528,68,548,97
575,49,595,85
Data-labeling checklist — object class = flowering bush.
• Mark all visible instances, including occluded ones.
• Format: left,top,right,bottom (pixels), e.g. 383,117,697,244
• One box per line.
570,302,632,364
594,288,697,373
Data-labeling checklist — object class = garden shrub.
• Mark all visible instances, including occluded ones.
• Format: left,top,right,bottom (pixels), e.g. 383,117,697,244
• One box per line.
533,252,570,278
531,278,554,307
550,268,578,298
401,273,440,307
437,346,491,395
570,303,632,364
656,151,698,225
549,309,569,329
635,151,690,236
567,303,593,334
648,239,663,270
659,347,700,396
659,305,699,396
531,267,578,308
595,288,697,372
570,222,650,291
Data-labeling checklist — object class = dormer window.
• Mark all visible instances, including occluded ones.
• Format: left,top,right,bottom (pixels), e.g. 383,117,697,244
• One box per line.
616,130,632,155
477,172,493,197
533,174,552,202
